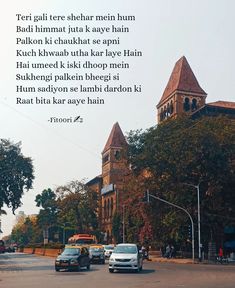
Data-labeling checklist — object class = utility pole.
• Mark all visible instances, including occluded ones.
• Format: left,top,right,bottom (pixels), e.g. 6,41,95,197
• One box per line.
196,184,201,262
183,183,201,262
0,219,2,235
144,191,195,261
63,226,65,245
122,204,125,243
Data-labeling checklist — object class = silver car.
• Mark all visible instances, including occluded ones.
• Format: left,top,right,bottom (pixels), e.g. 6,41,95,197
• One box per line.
108,243,143,273
103,244,114,259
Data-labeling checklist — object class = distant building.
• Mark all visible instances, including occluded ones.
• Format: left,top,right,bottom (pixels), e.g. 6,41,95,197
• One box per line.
100,122,129,243
156,56,235,122
88,56,235,244
87,122,129,243
15,211,26,222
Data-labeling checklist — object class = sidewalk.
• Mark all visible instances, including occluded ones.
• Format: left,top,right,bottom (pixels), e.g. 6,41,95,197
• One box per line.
149,256,235,265
149,256,194,264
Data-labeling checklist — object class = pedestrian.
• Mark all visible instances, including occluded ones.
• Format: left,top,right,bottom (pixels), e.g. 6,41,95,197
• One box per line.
170,245,175,258
165,244,171,258
218,247,223,257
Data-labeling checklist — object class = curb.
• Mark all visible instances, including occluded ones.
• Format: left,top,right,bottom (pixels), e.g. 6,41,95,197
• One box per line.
149,257,194,264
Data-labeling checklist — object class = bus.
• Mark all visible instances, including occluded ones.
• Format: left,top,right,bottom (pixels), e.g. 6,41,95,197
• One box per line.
68,234,97,245
0,240,5,253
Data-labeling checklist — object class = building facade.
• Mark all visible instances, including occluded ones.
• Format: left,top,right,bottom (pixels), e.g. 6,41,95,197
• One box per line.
87,122,130,243
88,56,235,244
100,122,129,243
157,56,235,122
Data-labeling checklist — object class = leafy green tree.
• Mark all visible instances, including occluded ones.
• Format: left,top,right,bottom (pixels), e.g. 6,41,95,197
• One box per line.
127,116,235,248
11,215,42,245
56,180,98,235
0,139,34,213
122,174,154,245
35,188,58,241
112,212,121,243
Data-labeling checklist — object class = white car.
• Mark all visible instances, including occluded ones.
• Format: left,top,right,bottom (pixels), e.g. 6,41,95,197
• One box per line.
108,243,143,273
103,244,114,259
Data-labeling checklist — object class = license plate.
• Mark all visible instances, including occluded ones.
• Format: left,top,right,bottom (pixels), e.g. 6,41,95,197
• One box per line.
61,263,68,266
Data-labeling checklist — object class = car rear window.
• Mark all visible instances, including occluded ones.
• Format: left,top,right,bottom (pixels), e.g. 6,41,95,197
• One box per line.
62,248,80,256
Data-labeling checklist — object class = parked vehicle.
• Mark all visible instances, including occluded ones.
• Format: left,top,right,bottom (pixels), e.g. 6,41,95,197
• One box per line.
5,246,15,253
215,255,229,264
55,245,90,272
89,245,105,264
109,243,143,273
0,240,5,254
103,244,115,259
142,249,149,260
68,234,97,245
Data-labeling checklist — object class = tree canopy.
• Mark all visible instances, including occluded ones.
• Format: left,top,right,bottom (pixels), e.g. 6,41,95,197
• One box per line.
126,116,235,248
0,139,34,213
35,188,58,230
56,180,98,234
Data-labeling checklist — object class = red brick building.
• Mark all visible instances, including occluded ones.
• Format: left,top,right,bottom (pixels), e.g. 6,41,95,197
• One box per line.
88,56,235,244
87,122,129,243
157,56,235,122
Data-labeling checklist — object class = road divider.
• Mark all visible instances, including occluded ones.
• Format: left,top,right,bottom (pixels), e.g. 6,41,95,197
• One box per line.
23,247,61,257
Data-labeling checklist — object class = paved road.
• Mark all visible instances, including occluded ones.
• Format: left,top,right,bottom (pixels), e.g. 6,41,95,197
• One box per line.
0,253,235,288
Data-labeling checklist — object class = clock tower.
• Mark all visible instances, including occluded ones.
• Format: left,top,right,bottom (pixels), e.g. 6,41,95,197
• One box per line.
101,122,129,243
157,56,207,123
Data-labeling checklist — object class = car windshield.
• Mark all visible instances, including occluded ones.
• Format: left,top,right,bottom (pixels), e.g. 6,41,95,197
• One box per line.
62,248,80,256
104,245,114,250
90,247,104,252
113,245,137,254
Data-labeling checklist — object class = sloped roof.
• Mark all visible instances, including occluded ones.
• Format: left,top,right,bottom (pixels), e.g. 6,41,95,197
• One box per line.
207,101,235,109
157,56,207,106
102,122,127,153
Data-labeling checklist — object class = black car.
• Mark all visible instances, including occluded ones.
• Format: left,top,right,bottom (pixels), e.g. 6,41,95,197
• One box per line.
55,245,90,272
89,246,105,264
5,246,15,253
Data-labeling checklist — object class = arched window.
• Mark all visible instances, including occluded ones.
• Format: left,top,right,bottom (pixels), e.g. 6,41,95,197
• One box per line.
167,103,170,117
104,200,107,219
160,108,164,121
111,198,113,217
191,98,197,111
183,97,190,111
108,199,110,218
114,150,121,160
170,100,174,114
164,106,167,118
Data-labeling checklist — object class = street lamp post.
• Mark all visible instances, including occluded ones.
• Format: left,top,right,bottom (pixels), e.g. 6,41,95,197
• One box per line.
63,226,65,245
122,204,125,243
184,183,201,262
145,191,195,261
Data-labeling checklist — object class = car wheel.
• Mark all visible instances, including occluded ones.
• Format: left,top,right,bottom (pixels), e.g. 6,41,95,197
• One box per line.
55,268,60,272
87,264,90,270
109,268,114,273
139,265,143,271
102,260,105,264
135,267,140,273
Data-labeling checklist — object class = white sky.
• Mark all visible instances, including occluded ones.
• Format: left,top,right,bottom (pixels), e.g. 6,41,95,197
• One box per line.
1,0,235,237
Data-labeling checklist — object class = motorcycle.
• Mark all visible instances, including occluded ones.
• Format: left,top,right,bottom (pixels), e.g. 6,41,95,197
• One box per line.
216,255,229,264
